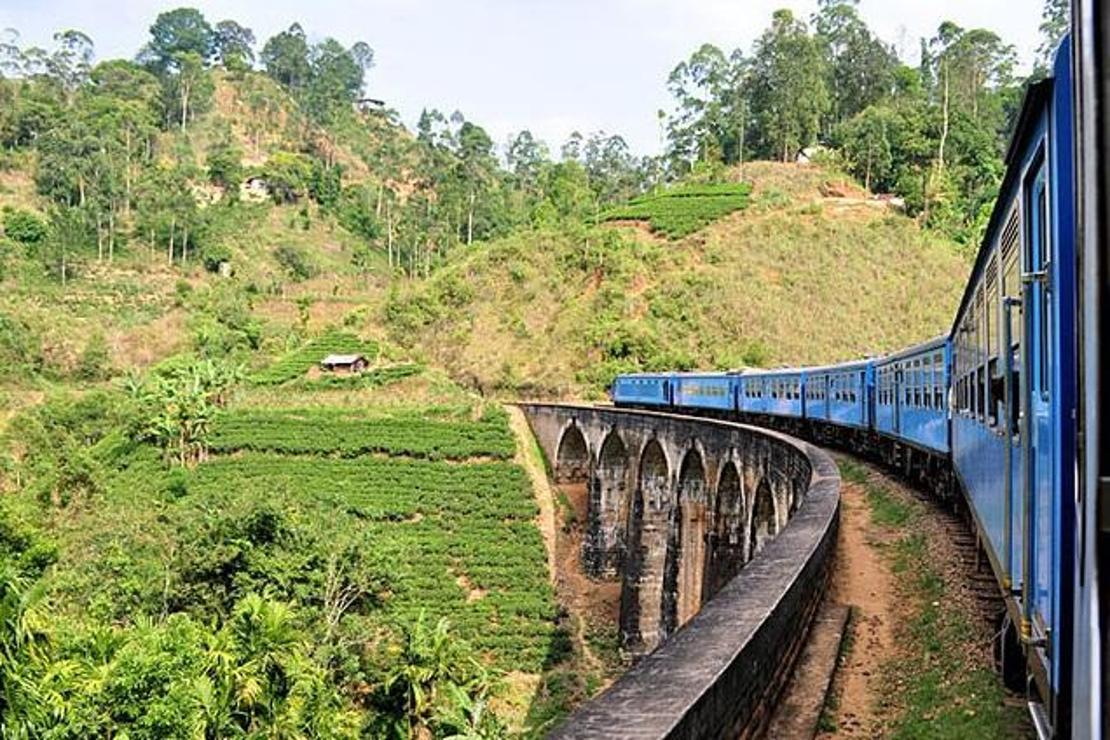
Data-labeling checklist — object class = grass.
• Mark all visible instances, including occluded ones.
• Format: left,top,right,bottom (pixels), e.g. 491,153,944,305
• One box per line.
847,461,1029,739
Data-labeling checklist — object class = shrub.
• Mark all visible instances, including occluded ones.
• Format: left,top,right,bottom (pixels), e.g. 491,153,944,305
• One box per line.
200,243,232,273
337,184,382,239
0,311,41,379
76,332,111,381
274,244,316,281
1,207,48,245
206,141,243,193
263,151,314,203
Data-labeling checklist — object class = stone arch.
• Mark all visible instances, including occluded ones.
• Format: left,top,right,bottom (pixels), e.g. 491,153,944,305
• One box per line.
705,459,746,599
668,447,708,632
555,423,590,483
790,474,806,516
637,439,670,509
584,430,631,577
619,439,672,653
748,477,779,560
770,469,792,532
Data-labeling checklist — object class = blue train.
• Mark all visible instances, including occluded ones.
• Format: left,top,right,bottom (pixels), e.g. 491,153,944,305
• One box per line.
611,34,1104,738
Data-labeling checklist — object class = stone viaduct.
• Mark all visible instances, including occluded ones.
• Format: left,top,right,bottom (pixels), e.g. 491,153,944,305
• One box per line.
523,403,811,654
519,403,840,739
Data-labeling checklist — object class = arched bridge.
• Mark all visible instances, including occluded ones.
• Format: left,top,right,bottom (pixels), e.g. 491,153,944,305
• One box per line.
519,404,840,739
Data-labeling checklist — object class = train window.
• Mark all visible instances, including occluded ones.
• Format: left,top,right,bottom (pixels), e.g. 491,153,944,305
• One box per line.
991,377,1005,428
1001,207,1021,348
985,256,999,361
1036,177,1050,399
976,365,986,420
913,363,921,408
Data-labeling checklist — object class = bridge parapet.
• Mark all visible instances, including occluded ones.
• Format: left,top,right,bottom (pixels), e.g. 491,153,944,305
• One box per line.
518,403,839,739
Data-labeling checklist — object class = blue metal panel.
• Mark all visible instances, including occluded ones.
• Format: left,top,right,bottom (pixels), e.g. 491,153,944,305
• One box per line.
742,370,805,418
804,372,829,422
1045,35,1075,693
953,415,1020,579
672,373,734,411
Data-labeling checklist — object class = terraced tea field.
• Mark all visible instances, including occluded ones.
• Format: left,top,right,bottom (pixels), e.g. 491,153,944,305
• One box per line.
23,365,570,730
600,182,752,238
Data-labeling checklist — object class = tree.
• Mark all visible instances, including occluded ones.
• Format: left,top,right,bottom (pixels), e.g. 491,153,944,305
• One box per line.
665,44,734,167
380,613,501,738
213,19,255,72
206,138,243,193
834,104,895,190
747,9,830,161
45,206,91,288
1036,0,1069,70
305,38,365,123
350,41,374,75
455,120,500,245
263,151,314,203
582,132,642,204
261,23,311,91
45,30,94,103
505,129,549,197
128,358,240,467
812,0,897,127
142,7,215,72
163,50,213,130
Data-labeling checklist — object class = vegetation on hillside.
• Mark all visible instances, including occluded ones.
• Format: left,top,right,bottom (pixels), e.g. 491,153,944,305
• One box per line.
0,359,582,736
599,182,751,239
661,0,1069,247
384,163,968,396
0,1,1067,736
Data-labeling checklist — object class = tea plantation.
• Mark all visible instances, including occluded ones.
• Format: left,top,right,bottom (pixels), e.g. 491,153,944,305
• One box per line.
599,182,752,238
1,361,567,736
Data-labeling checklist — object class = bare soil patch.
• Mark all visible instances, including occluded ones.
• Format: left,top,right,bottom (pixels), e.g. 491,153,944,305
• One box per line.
818,473,898,737
819,457,1032,739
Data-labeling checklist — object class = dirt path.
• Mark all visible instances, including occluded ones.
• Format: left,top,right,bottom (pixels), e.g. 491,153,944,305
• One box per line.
506,405,558,582
819,469,899,738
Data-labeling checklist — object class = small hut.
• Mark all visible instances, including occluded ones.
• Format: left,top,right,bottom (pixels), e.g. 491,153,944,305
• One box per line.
320,354,369,375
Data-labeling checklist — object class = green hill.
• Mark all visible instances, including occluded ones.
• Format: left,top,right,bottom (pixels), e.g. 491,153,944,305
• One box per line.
383,162,969,396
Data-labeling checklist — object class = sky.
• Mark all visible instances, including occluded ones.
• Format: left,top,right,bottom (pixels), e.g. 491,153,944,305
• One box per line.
0,0,1047,157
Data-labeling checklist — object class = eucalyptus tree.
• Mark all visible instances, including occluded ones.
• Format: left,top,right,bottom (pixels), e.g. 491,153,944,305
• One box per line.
747,9,830,161
213,19,254,71
1036,0,1069,70
261,24,311,91
812,0,898,128
665,43,734,168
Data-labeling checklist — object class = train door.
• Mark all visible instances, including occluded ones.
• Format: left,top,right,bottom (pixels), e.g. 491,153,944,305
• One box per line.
1023,156,1055,658
894,363,903,434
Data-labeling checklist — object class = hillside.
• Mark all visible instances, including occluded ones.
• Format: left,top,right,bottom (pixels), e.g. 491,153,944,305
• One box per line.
382,162,970,396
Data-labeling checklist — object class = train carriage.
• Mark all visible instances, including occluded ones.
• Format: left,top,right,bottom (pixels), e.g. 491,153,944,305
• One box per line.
737,368,805,418
874,336,951,455
671,372,736,412
804,359,874,430
949,38,1077,731
610,373,673,407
